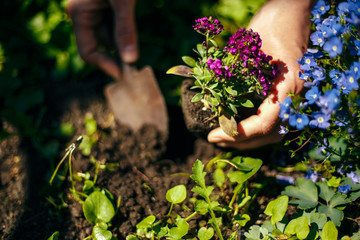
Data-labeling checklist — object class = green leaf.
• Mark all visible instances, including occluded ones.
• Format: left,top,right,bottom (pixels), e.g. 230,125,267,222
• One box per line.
309,212,327,229
240,99,254,108
166,65,193,77
284,216,310,239
167,218,189,239
194,199,209,215
93,223,112,240
350,190,360,201
329,193,350,208
321,221,338,240
166,185,187,204
126,235,139,240
227,157,262,185
182,56,196,67
219,108,238,137
136,215,156,229
317,181,335,202
198,227,214,240
192,186,214,199
213,168,226,188
47,231,59,240
196,43,206,57
264,196,289,225
84,116,97,135
83,191,115,225
281,178,318,209
225,86,238,96
233,213,251,227
209,39,218,47
191,92,203,102
317,205,343,227
190,159,206,188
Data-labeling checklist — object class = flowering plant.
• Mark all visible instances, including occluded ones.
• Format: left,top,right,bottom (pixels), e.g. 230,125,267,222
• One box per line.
167,16,277,136
278,0,359,171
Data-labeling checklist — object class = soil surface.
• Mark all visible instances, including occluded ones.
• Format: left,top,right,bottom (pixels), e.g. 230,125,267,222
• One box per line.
0,71,296,240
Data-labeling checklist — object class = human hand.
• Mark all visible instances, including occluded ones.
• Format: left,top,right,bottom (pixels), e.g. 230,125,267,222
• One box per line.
208,0,315,150
66,0,138,79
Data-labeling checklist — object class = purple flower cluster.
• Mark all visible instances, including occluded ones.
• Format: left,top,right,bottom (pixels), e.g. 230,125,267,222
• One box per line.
206,59,231,81
193,16,223,36
224,28,276,95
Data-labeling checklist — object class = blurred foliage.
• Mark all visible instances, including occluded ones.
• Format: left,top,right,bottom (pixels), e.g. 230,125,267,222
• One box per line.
0,0,264,154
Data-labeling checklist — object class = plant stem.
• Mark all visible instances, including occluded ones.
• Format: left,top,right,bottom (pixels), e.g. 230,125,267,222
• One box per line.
205,195,224,240
167,203,174,216
229,184,242,208
185,212,197,221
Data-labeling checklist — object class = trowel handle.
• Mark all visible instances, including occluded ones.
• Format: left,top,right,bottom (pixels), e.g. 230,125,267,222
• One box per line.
121,63,135,82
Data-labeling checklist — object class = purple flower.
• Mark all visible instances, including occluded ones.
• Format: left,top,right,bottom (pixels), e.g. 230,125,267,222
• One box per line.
193,16,223,36
289,113,309,130
309,111,331,129
206,59,232,80
338,185,351,194
323,37,343,58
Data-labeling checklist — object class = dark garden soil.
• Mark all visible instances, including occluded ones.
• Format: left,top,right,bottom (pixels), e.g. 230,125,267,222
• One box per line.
0,72,300,240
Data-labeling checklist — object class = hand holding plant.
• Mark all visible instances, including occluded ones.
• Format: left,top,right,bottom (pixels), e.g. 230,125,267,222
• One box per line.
168,16,277,137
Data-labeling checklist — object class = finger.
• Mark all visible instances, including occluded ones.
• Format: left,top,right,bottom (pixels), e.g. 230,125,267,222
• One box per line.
67,0,122,79
214,123,283,150
109,0,139,63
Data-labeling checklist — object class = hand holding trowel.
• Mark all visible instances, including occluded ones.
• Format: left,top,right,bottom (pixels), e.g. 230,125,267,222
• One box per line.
67,0,168,137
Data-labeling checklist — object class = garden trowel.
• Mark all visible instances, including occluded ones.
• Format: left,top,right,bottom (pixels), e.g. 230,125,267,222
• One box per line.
104,63,168,137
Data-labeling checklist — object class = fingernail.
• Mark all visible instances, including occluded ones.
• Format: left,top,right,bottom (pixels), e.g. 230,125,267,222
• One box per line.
122,45,138,63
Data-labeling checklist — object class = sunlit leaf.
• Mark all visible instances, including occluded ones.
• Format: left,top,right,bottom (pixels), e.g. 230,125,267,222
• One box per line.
166,65,193,77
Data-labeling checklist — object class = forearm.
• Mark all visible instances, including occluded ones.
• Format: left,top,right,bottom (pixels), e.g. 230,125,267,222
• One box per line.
248,0,315,96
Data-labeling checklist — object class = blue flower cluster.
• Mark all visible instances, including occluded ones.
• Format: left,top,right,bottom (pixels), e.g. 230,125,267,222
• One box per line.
279,0,360,132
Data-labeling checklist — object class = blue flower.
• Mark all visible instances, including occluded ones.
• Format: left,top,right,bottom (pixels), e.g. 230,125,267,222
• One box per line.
313,0,331,15
316,89,341,115
329,69,341,83
310,31,325,47
347,171,360,184
338,185,351,194
309,111,330,129
299,70,312,81
279,125,288,135
276,175,295,186
307,48,324,59
350,61,360,79
349,39,360,56
298,54,317,71
289,113,309,130
279,97,292,121
337,71,359,94
305,86,320,104
337,2,351,16
305,169,320,183
323,37,343,58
